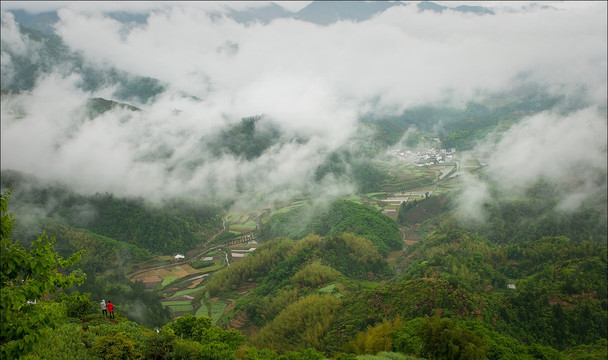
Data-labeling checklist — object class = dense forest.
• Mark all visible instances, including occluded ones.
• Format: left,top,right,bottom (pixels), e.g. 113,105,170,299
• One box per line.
260,200,402,256
1,102,607,357
0,171,224,331
2,181,606,358
0,170,223,255
1,108,606,359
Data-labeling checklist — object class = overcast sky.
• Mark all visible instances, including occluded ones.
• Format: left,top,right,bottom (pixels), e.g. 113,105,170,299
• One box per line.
1,1,606,211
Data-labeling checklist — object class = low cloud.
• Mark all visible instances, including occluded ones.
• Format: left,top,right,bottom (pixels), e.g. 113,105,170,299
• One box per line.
1,72,355,206
453,173,491,224
455,107,607,219
43,2,606,107
1,11,41,87
1,2,606,212
486,108,607,193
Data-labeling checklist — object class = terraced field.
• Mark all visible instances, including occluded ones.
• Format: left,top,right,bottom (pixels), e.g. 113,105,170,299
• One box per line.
230,220,256,232
380,163,439,193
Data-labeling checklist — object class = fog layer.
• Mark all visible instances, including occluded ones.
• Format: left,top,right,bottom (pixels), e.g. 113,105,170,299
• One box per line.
1,2,606,210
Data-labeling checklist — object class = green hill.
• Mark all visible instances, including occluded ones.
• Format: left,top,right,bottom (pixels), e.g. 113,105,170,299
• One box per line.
0,21,164,103
86,97,141,118
260,199,402,256
2,171,607,359
1,170,223,255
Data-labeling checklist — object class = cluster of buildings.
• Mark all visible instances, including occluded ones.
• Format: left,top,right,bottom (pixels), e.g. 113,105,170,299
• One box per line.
388,147,456,166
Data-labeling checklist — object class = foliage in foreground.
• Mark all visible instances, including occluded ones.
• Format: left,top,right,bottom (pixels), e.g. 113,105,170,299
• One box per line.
2,180,607,360
1,190,86,357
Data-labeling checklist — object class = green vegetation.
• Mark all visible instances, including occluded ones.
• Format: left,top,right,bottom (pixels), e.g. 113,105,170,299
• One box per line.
1,24,164,103
210,116,283,161
261,200,402,256
84,194,221,254
462,179,607,245
253,294,342,352
196,301,209,317
380,163,438,193
43,225,151,275
320,233,392,279
396,194,446,226
363,90,565,149
5,14,606,360
419,315,487,359
161,276,179,287
292,261,339,288
206,238,295,295
314,151,389,193
86,97,140,118
318,284,336,294
1,170,223,255
3,148,608,359
2,191,334,359
231,220,258,233
168,304,194,312
209,301,229,325
79,273,171,328
161,300,192,307
1,190,86,357
190,259,216,269
1,81,606,359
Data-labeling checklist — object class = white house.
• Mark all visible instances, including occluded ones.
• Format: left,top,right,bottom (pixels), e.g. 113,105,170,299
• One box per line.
174,254,185,260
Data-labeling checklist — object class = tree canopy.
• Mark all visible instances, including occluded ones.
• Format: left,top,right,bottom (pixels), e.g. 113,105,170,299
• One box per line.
1,190,86,357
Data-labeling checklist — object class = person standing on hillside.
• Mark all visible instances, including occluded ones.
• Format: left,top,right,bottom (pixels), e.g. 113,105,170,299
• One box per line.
100,299,107,317
107,300,114,319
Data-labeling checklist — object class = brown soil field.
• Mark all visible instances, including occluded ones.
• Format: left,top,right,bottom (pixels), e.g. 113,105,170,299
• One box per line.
188,278,205,288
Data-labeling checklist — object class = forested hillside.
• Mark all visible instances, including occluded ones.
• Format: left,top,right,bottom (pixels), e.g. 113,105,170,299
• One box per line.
2,2,607,359
3,157,607,359
1,170,223,254
2,155,606,359
0,172,223,330
362,87,573,150
0,23,164,104
2,135,606,359
260,200,402,256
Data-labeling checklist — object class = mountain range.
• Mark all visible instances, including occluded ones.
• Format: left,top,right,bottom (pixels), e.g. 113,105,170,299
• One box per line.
7,1,496,34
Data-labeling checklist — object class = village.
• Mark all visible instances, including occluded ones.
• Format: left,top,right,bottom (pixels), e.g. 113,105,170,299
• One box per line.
387,147,457,166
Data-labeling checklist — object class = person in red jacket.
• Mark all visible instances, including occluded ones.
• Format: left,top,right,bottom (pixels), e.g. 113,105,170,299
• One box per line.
107,300,115,319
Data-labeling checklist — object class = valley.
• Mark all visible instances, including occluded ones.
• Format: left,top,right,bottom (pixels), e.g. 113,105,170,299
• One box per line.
1,1,606,359
122,151,486,331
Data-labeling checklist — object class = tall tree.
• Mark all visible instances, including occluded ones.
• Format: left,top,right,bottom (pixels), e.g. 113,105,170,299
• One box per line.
1,190,86,357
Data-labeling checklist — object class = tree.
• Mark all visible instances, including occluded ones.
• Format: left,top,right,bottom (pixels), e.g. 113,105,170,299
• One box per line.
1,190,86,357
58,291,96,319
393,317,424,356
91,332,143,360
168,314,244,359
169,314,211,341
145,327,177,360
253,294,342,352
419,315,487,360
346,318,403,354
